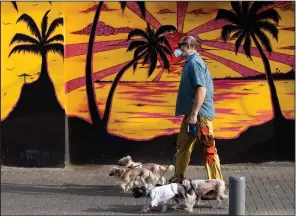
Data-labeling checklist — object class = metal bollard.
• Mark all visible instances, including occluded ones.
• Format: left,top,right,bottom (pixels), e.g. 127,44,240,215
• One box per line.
229,176,246,216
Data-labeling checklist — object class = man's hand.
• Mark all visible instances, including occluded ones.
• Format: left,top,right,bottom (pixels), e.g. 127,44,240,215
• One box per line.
185,112,198,124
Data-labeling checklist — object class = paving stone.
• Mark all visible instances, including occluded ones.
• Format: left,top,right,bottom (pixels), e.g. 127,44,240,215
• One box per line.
1,163,294,215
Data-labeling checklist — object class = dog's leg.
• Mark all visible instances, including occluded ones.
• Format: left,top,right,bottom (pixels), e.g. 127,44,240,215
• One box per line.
161,202,168,213
141,205,151,213
171,198,182,210
125,181,134,192
196,195,204,206
211,196,222,209
140,176,149,189
119,182,127,192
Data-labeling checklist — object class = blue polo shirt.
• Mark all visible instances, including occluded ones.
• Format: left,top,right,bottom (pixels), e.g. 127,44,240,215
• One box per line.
175,53,215,119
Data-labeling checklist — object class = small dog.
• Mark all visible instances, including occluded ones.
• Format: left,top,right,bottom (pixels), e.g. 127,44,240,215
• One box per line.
117,155,175,185
132,184,196,213
108,167,158,192
182,179,228,209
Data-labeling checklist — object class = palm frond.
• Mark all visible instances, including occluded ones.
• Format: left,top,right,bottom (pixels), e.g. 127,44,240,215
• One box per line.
255,21,278,41
249,1,273,17
215,9,241,25
156,36,172,52
146,25,155,40
154,25,177,39
136,2,146,18
132,46,148,72
119,1,127,15
148,48,157,77
230,30,243,40
17,14,41,41
127,29,149,41
256,9,281,24
243,33,252,60
234,31,246,54
231,2,242,16
127,41,147,51
9,44,40,57
133,45,148,73
11,1,18,12
10,33,40,46
45,34,64,44
45,17,63,40
254,29,273,53
142,51,151,66
45,43,64,57
242,2,250,18
41,10,51,40
157,48,170,70
221,25,243,41
133,45,148,57
118,2,146,18
157,44,172,57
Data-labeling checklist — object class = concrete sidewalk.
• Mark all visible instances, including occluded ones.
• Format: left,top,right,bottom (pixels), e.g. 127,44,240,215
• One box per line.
1,162,295,215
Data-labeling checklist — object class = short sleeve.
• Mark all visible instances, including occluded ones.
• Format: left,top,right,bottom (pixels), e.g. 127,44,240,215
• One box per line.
189,62,206,89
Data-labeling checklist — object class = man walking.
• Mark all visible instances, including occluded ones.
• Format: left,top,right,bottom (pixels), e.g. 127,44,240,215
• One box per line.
169,35,223,183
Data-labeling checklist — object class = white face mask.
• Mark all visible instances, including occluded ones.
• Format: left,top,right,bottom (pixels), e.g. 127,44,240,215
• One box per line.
174,49,183,57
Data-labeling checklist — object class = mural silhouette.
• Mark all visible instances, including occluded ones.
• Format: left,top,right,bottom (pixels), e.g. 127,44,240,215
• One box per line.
1,5,65,166
1,1,294,167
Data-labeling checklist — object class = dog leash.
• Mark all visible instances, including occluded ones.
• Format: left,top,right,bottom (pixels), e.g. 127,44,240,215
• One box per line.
124,140,176,171
150,155,173,189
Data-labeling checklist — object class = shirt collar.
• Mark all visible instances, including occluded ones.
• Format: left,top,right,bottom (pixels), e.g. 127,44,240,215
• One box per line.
185,52,198,62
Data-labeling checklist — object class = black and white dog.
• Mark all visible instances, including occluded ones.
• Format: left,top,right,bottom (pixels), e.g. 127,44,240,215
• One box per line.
132,183,196,212
182,179,229,209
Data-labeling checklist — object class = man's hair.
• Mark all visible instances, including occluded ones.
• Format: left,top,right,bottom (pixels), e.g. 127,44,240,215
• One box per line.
178,35,198,49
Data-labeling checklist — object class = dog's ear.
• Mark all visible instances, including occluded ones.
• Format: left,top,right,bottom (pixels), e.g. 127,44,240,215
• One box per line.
126,155,131,160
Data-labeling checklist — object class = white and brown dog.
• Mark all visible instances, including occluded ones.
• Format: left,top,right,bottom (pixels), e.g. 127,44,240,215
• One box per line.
108,167,158,192
117,155,175,185
132,183,196,213
182,179,228,209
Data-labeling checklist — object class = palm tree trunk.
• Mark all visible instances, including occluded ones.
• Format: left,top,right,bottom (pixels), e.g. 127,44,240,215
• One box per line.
102,52,146,127
250,33,284,123
39,52,50,83
85,1,104,126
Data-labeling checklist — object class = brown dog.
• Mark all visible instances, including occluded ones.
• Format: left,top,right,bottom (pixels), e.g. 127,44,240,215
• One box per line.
108,167,158,192
117,155,175,185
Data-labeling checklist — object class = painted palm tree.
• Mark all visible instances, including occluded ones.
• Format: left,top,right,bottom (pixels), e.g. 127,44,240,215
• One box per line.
9,10,63,86
102,24,177,126
85,2,146,127
11,1,18,11
215,1,284,122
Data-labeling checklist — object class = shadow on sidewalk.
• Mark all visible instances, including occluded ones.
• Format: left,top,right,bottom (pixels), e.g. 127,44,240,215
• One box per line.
85,204,228,215
1,183,131,197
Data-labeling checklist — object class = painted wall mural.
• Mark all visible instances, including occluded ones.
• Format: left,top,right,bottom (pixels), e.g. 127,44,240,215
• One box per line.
1,1,295,166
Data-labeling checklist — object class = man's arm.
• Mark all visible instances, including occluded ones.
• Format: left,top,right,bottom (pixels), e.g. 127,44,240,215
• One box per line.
191,86,206,116
186,62,206,124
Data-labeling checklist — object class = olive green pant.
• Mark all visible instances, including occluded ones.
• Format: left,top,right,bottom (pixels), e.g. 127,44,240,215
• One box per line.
174,116,223,180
